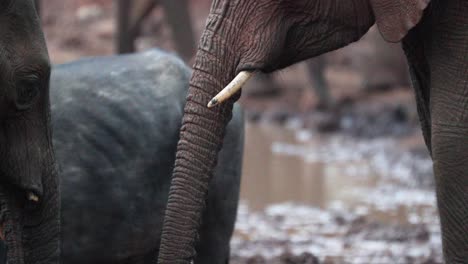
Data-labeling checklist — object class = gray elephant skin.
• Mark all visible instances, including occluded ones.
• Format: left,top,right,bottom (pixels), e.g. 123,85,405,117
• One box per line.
0,1,59,264
158,0,468,263
50,49,244,264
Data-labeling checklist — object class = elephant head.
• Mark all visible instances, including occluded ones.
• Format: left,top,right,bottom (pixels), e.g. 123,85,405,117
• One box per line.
0,1,58,263
158,0,430,262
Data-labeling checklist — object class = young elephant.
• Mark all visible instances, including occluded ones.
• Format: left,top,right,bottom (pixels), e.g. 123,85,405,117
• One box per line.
159,1,468,263
0,1,59,264
50,49,244,264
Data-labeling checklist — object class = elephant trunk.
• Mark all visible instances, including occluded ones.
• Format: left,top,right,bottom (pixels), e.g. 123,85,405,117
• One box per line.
158,36,239,262
20,94,61,264
0,151,60,264
23,163,60,264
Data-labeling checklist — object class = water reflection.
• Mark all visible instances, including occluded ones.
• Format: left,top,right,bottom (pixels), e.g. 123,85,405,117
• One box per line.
234,121,441,262
240,121,436,224
242,122,375,210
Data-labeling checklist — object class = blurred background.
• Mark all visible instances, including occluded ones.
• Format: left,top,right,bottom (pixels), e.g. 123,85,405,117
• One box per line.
39,0,441,263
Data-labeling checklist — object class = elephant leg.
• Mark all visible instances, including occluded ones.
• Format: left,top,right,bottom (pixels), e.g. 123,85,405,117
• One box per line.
431,124,468,262
194,231,230,264
427,1,468,262
429,35,468,264
403,1,468,261
122,249,156,264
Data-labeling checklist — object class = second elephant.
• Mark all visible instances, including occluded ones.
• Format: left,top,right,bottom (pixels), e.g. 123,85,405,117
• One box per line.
50,49,244,264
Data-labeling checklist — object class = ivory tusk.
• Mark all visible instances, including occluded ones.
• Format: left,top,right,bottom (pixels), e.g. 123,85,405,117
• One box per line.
27,192,39,203
207,71,254,108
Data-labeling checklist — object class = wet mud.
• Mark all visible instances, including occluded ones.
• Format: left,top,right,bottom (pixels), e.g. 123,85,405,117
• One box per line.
231,118,440,263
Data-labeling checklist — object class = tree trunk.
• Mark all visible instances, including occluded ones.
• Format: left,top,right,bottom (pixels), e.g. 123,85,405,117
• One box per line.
160,0,196,61
116,0,135,54
305,56,331,109
129,0,158,36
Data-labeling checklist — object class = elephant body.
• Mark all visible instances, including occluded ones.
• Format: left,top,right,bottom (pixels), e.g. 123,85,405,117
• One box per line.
50,49,244,264
402,2,468,261
158,0,468,263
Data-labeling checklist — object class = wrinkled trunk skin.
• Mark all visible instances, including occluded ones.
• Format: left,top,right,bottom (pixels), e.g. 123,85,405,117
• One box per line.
0,191,25,264
404,1,468,262
21,100,60,264
158,23,239,264
158,61,237,263
23,159,60,264
0,111,60,264
3,168,60,264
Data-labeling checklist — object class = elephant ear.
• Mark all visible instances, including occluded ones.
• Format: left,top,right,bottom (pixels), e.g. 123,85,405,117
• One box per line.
369,0,430,42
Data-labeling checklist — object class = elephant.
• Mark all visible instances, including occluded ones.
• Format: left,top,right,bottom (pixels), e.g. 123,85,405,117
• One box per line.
158,0,468,263
0,1,59,264
49,49,244,264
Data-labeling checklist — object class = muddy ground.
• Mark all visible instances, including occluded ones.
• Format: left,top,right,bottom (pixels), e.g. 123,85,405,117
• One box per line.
234,120,438,263
41,1,440,263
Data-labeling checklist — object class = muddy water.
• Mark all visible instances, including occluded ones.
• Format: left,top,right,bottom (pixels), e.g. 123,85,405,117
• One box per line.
240,121,436,225
233,121,442,263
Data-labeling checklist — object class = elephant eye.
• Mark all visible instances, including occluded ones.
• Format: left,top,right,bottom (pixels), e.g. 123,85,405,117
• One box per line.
15,78,40,110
